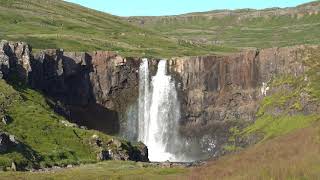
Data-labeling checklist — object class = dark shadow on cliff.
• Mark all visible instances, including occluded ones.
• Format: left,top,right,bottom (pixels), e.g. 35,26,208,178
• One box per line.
69,103,120,135
28,51,121,135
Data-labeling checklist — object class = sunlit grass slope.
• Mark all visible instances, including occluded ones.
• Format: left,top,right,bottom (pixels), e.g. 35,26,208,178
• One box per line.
0,79,131,170
0,0,233,57
128,1,320,50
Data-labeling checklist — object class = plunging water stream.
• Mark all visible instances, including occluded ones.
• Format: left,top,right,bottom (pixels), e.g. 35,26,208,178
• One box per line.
123,58,214,162
138,58,151,144
138,59,182,162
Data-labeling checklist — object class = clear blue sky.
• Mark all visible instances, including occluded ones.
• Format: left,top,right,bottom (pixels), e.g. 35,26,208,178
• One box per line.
65,0,315,16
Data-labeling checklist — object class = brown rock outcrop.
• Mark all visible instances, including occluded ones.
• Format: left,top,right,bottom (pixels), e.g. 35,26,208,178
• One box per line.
169,45,311,155
0,42,140,135
0,132,18,153
30,49,141,134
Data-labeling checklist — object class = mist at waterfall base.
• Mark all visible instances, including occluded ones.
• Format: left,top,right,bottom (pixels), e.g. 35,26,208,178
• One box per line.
122,59,215,162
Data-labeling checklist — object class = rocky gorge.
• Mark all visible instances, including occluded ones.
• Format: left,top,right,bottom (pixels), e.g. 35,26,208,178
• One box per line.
0,40,319,163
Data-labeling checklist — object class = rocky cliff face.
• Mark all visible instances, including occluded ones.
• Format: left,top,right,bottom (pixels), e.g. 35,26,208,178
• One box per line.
169,46,310,156
32,50,141,134
0,40,141,135
0,40,149,164
1,40,317,160
0,40,32,81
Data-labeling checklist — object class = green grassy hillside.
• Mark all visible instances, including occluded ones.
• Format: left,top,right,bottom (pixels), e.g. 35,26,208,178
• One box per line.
0,0,232,58
0,79,137,170
128,1,320,50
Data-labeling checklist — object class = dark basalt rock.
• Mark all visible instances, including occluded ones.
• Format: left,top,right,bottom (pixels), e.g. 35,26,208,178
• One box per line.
0,40,31,82
30,49,141,135
97,150,111,161
0,132,18,153
131,142,149,162
169,45,312,157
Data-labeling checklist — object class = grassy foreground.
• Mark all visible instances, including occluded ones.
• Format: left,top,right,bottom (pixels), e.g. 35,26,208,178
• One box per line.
189,122,320,180
0,122,319,180
0,161,186,180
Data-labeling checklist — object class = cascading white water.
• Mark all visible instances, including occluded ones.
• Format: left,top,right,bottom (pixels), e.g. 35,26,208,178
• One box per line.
138,59,182,162
123,59,214,162
138,58,151,144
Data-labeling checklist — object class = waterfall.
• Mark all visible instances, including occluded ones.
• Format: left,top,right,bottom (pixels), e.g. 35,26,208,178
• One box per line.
138,59,182,162
123,58,212,162
138,58,151,144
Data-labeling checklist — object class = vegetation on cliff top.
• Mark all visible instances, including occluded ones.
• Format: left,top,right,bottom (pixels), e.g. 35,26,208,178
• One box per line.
0,0,233,58
128,1,320,50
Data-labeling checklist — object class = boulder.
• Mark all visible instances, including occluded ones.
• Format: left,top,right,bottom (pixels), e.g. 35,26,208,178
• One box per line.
2,115,12,125
90,136,148,162
0,132,18,153
97,150,110,161
131,142,149,162
11,162,17,171
111,138,122,148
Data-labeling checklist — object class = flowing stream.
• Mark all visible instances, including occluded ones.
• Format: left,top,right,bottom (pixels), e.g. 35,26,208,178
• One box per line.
138,59,182,162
